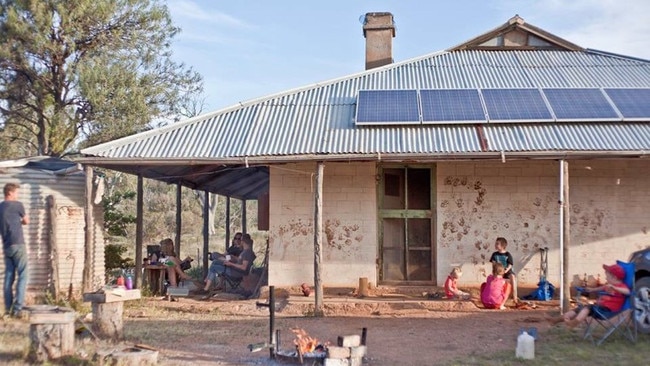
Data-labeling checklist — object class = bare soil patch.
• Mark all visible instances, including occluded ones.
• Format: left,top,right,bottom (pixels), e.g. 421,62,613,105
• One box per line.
133,293,552,365
0,287,558,365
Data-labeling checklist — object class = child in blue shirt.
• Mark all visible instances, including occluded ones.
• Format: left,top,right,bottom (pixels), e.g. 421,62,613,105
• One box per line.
490,237,519,304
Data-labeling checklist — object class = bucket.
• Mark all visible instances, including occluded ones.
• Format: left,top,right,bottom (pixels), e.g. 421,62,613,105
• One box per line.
515,331,535,359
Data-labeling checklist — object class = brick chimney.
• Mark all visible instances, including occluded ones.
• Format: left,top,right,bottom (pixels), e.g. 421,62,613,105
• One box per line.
363,12,395,70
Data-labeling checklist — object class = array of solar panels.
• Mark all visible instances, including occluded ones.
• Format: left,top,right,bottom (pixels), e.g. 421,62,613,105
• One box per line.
355,88,650,125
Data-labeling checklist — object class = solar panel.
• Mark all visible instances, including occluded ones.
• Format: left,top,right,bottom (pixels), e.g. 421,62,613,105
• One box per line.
356,90,420,125
543,88,620,121
604,88,650,120
420,89,486,124
481,89,554,122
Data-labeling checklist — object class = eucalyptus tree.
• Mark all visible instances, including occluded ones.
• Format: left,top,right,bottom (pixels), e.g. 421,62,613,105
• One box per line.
0,0,203,156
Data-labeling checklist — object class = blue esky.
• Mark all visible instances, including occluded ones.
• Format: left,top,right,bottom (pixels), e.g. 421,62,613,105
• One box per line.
166,0,650,112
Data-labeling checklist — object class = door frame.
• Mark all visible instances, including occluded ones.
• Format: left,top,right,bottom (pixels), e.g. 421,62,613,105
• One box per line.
377,164,437,285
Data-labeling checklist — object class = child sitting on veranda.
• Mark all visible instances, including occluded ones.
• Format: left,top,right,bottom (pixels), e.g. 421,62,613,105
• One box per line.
490,237,519,304
480,262,512,310
444,267,471,299
547,263,630,328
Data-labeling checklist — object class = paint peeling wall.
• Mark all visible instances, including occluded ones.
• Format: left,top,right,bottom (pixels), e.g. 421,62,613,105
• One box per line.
437,161,559,287
267,158,649,289
564,159,650,286
437,160,650,289
268,162,377,287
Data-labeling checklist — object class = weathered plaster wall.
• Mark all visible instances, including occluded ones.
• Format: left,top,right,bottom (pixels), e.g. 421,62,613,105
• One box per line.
268,162,377,286
268,159,649,289
437,159,650,289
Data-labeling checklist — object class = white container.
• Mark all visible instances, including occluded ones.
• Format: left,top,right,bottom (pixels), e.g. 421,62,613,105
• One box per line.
516,331,535,359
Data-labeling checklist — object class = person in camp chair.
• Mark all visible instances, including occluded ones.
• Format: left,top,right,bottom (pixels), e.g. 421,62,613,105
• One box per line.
547,263,630,328
201,234,256,294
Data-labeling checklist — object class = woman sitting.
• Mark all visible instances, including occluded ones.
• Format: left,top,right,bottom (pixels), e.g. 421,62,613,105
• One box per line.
159,238,194,287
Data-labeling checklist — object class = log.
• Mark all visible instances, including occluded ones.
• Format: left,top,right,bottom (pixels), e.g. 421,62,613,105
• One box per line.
92,301,124,340
28,307,76,362
358,277,369,297
94,347,158,366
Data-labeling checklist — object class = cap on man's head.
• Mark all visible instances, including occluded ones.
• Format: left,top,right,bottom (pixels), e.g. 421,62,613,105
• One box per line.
603,263,625,280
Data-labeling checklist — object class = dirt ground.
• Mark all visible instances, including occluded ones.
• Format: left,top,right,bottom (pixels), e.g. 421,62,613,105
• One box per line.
0,285,560,366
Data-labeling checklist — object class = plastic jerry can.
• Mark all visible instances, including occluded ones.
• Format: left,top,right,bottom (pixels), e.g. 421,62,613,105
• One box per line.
516,331,535,359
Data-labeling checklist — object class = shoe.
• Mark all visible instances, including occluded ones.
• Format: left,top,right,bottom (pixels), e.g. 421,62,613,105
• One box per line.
499,305,506,310
11,310,28,320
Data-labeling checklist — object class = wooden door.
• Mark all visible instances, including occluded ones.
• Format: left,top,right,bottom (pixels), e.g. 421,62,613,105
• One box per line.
379,166,435,284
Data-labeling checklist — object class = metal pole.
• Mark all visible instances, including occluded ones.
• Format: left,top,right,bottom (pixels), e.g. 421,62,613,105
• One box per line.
269,286,275,359
561,160,571,313
559,160,564,312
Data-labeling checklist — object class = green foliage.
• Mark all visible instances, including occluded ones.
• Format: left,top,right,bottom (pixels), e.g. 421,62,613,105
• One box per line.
102,189,137,237
0,0,203,156
105,243,135,272
43,290,87,313
185,265,204,281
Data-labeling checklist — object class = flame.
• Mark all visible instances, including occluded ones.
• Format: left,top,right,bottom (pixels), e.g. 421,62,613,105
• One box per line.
291,327,319,354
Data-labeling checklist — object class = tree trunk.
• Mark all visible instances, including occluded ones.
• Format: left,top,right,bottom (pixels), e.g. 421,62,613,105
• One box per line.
92,302,124,340
83,165,94,293
194,191,219,235
314,162,324,316
46,195,59,299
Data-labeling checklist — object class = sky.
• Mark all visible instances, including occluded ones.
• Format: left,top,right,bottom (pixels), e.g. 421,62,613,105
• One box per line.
166,0,650,113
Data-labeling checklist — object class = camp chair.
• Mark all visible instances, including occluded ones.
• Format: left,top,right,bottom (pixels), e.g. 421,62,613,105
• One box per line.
583,260,637,345
217,254,256,293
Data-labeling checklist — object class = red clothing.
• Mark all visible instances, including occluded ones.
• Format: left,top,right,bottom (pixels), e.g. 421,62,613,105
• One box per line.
444,275,458,298
481,275,507,308
597,282,628,312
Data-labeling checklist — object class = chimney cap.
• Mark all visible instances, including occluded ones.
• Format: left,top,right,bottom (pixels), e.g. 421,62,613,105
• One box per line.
363,12,395,38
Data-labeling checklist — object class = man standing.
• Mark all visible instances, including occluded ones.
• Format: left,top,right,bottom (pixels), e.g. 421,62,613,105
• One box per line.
0,183,29,317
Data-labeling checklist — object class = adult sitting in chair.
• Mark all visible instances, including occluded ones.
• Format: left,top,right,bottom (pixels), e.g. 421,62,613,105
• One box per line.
159,238,194,287
201,234,255,293
547,263,630,328
208,232,243,272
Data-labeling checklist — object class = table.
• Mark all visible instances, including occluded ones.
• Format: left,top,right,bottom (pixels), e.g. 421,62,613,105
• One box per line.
143,264,168,295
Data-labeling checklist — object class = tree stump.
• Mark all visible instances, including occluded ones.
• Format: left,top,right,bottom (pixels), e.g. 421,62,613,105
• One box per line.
83,289,141,341
92,301,124,340
28,306,76,362
358,277,369,297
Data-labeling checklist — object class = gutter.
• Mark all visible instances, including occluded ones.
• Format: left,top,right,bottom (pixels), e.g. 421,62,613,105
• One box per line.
74,150,649,167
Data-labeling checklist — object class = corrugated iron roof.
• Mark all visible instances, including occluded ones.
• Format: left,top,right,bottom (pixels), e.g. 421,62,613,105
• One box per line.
79,48,650,197
80,44,650,199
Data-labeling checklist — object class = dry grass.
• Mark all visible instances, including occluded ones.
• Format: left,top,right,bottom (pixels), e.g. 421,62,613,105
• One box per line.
445,325,650,366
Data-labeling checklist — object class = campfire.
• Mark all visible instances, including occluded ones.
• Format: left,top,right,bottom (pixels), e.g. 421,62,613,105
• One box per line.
249,286,367,365
291,328,328,355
